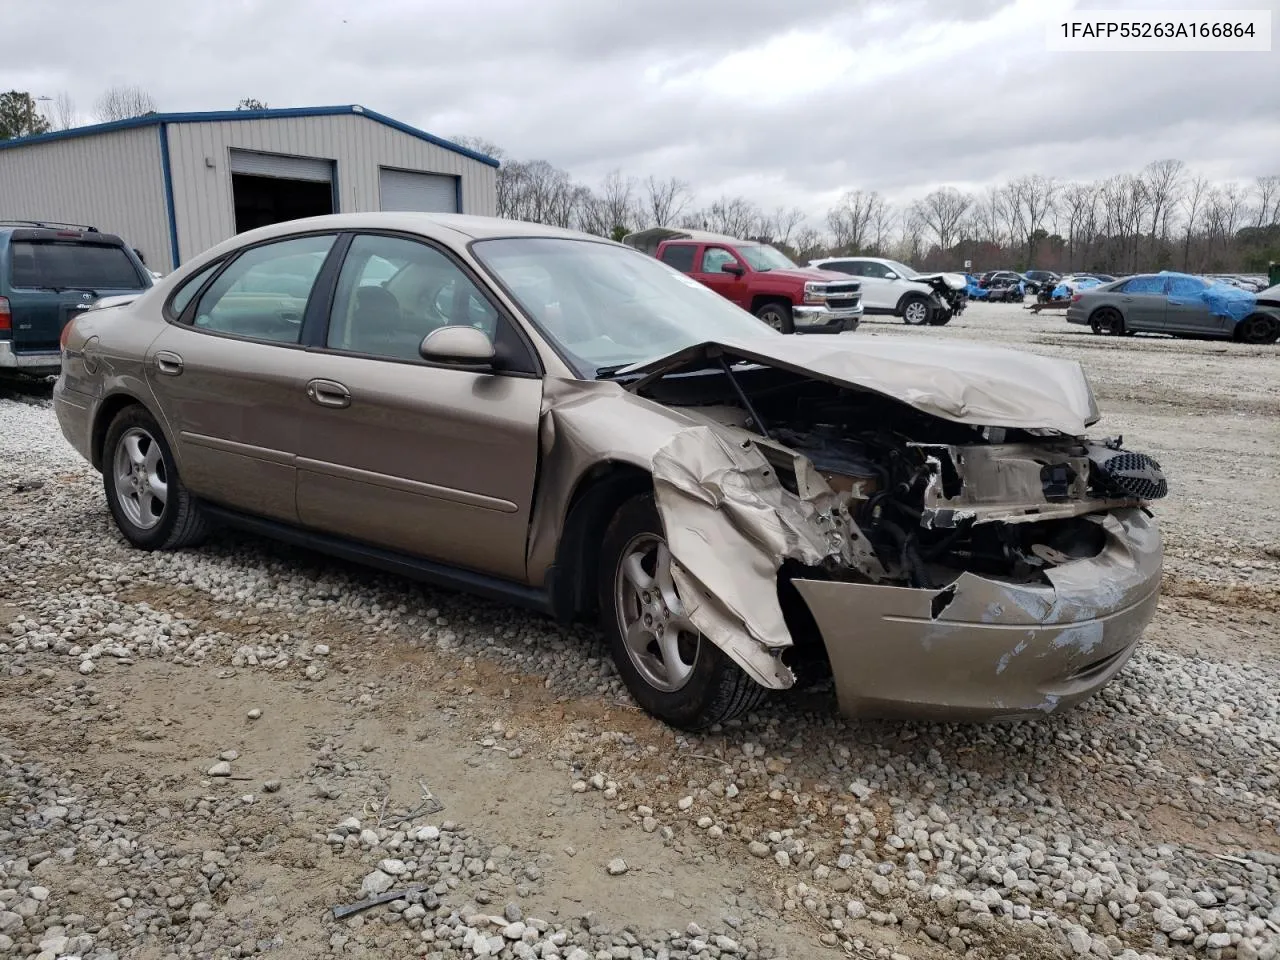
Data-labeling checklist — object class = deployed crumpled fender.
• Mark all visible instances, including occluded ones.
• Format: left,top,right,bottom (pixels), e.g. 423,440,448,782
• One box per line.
649,426,873,690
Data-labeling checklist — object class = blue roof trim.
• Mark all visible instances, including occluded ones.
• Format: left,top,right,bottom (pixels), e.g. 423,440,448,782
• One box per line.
0,105,500,168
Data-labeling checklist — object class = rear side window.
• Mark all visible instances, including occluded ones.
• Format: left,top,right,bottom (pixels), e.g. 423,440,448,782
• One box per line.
9,241,144,290
1120,276,1165,295
191,234,335,344
658,244,696,273
169,260,223,317
822,261,860,276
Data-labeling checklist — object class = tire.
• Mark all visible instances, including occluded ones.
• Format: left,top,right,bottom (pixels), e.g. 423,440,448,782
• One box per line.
927,310,952,326
900,295,930,325
1237,312,1280,345
755,300,795,334
102,405,209,550
598,493,767,730
1092,307,1125,336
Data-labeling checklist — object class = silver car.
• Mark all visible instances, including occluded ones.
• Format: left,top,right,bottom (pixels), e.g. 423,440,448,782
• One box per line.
1066,273,1280,343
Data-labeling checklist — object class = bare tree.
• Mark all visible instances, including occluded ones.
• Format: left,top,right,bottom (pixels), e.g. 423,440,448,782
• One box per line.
1005,174,1057,266
792,226,827,262
94,85,157,122
596,169,637,239
699,196,760,238
869,198,895,254
49,91,77,130
896,207,926,264
643,176,690,228
1252,175,1280,228
913,187,972,255
769,206,806,248
826,190,884,254
1180,175,1210,270
1059,182,1099,271
1140,159,1184,255
967,187,1007,247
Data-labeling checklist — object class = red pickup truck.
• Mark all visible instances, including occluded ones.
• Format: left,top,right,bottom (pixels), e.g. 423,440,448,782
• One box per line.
622,228,862,334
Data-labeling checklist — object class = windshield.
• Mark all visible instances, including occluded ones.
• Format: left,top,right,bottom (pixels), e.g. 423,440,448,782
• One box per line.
736,243,798,272
884,259,920,280
472,237,775,376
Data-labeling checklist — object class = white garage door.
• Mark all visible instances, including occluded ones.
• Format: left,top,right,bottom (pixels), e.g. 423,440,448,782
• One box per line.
229,149,333,182
379,168,459,213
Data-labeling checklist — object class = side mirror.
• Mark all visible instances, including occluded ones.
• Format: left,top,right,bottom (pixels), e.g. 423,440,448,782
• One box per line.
883,271,898,280
721,262,745,277
420,326,495,367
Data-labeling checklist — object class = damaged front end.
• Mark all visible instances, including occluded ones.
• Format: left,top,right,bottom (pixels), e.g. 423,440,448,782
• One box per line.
630,339,1167,721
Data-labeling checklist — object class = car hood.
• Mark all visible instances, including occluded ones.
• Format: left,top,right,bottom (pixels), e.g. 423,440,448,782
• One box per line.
620,335,1100,436
762,266,858,284
911,271,967,290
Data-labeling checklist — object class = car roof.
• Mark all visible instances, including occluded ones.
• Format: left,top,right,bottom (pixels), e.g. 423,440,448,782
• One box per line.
190,213,616,264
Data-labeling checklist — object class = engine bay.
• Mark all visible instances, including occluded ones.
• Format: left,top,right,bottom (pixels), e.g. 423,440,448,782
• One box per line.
642,365,1167,589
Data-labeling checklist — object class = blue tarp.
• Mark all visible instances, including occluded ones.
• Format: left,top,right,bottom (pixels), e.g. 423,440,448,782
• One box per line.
1052,277,1101,299
1159,271,1257,322
965,274,988,299
1052,283,1069,299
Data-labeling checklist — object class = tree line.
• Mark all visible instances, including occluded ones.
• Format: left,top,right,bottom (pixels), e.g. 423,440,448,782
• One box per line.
455,139,1279,275
0,88,268,140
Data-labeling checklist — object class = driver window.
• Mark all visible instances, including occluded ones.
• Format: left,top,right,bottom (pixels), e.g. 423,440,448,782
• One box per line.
191,234,335,343
327,234,500,361
700,247,739,274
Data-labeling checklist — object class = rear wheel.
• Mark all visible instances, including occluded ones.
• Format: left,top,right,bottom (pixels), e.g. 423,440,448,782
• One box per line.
901,295,930,325
1237,312,1280,345
599,494,767,730
102,406,209,550
755,300,795,334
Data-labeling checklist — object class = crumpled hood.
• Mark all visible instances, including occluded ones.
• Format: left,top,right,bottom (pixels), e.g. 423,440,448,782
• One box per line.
913,271,967,291
622,335,1100,436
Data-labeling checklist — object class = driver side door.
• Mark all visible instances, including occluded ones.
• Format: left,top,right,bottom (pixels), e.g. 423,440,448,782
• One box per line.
693,245,749,307
293,232,544,582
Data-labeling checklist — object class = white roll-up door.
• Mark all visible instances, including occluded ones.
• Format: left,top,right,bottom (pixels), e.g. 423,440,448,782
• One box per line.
379,168,459,213
229,149,334,182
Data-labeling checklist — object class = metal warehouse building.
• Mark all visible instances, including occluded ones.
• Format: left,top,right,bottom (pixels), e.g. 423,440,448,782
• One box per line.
0,104,499,273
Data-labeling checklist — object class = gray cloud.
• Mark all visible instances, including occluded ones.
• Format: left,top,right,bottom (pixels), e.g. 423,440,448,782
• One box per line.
6,0,1277,220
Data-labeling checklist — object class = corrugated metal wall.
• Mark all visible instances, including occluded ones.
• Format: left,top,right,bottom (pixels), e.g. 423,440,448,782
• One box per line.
166,114,497,264
0,128,172,271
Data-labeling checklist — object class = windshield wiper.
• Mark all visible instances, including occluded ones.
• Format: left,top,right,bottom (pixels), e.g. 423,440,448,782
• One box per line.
34,285,100,295
595,363,637,379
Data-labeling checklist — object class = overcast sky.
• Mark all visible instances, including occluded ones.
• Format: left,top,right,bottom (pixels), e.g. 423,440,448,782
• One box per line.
6,0,1278,220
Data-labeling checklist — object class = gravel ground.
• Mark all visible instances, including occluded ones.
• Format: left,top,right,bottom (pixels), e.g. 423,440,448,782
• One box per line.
0,301,1277,960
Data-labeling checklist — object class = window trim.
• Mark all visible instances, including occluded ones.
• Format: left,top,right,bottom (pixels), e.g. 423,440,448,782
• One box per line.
173,230,344,351
162,256,226,321
309,230,542,378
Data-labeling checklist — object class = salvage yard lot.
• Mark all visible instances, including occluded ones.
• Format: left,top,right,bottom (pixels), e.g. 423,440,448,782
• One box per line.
0,302,1277,960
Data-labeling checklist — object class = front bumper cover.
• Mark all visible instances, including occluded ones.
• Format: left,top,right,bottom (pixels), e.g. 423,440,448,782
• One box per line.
791,508,1162,721
793,301,863,331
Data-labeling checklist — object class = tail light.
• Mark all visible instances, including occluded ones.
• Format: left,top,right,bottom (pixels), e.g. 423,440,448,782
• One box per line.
60,315,75,348
0,296,10,332
1070,293,1083,303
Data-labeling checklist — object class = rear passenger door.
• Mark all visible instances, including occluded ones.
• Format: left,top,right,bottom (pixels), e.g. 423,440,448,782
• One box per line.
146,233,339,522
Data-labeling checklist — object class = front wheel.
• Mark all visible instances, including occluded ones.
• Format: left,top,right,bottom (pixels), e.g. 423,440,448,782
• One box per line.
927,310,953,326
102,406,209,550
755,301,795,334
1237,312,1280,345
598,494,767,730
901,296,930,325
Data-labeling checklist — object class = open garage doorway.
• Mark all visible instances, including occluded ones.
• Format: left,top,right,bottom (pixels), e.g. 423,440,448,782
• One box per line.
230,149,335,233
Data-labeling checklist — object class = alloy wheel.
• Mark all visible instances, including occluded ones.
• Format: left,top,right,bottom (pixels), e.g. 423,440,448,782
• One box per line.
112,427,168,530
614,533,700,692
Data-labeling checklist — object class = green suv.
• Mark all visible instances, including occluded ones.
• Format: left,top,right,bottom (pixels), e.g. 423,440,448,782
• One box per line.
0,221,152,376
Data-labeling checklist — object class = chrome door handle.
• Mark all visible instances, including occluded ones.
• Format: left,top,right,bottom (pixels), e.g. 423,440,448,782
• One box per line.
155,351,184,376
306,379,351,409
